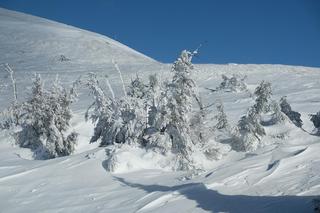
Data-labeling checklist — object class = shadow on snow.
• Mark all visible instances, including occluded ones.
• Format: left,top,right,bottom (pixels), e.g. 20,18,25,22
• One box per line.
114,176,316,213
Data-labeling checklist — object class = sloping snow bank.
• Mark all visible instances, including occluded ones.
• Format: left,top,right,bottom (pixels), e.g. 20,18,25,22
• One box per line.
103,141,231,174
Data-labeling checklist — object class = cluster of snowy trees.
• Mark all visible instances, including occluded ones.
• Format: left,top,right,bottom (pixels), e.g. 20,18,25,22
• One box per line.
217,74,247,92
1,52,320,171
231,81,285,151
85,50,220,170
1,70,79,159
230,80,307,152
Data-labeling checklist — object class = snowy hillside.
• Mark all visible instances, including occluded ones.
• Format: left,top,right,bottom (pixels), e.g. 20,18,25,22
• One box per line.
0,7,161,108
1,8,320,213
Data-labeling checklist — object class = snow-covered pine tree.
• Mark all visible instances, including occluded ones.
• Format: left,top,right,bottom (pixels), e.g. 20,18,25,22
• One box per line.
214,101,230,130
85,72,121,146
16,74,78,159
119,76,149,145
269,100,286,125
164,50,199,170
86,73,148,146
127,75,148,99
145,74,162,130
0,64,22,129
113,98,144,145
233,107,265,151
310,111,320,135
279,96,302,127
253,81,272,114
142,74,172,152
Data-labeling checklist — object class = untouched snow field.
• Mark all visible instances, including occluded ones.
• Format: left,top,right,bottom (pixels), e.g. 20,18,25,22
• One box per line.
0,8,320,213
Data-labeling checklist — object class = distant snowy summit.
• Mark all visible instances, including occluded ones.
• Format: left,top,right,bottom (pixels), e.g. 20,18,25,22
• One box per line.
0,7,159,74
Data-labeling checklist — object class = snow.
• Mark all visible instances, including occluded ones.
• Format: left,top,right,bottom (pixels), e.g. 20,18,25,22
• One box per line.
1,8,320,213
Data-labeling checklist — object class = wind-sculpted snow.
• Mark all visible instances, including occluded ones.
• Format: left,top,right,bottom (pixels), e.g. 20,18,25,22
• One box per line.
1,8,320,213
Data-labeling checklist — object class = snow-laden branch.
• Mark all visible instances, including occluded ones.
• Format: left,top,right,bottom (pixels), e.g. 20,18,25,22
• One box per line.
112,59,127,97
4,63,17,104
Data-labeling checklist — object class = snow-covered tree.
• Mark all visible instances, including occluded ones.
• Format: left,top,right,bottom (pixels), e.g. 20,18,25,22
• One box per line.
310,111,320,135
127,75,148,99
142,74,172,152
233,107,265,152
15,74,78,159
85,72,121,145
0,64,21,128
280,96,302,127
86,73,147,146
253,81,272,114
269,100,286,125
217,74,247,92
214,101,230,130
163,50,200,170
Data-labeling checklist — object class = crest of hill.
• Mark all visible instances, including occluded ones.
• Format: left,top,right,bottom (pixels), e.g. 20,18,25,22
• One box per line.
0,7,159,75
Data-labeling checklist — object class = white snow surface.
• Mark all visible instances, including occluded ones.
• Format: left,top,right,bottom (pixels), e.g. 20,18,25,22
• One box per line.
0,8,320,213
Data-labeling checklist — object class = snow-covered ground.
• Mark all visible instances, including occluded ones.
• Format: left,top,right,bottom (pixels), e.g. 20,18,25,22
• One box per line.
0,8,320,213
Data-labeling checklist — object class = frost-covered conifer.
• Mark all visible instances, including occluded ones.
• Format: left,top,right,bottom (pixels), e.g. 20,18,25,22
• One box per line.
15,74,78,159
85,72,121,145
163,50,199,169
214,101,229,130
142,74,172,152
269,100,286,124
0,64,21,128
233,107,265,151
253,81,272,114
86,73,147,146
127,75,148,99
280,96,302,127
310,112,320,135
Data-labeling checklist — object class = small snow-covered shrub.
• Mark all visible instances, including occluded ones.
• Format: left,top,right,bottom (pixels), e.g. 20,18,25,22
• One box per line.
10,74,79,159
217,74,247,92
58,55,70,62
279,96,302,128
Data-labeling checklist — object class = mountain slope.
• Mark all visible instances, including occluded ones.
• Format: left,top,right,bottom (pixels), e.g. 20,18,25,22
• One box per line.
0,7,157,70
0,7,162,108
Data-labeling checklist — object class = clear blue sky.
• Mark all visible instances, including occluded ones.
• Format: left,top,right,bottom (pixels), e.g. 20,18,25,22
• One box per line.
0,0,320,67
